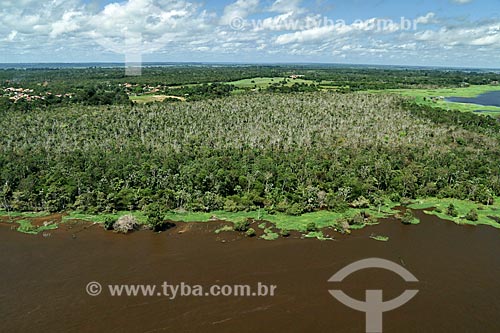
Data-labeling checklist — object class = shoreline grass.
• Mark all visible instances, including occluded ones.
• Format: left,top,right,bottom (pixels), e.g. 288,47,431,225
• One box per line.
408,197,500,228
368,85,500,116
0,201,398,235
2,196,498,235
15,219,58,235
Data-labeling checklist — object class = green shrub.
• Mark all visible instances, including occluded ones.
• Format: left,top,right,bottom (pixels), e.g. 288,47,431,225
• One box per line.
446,203,458,217
465,209,479,222
280,229,290,237
400,197,413,206
215,225,233,234
350,196,370,208
261,229,279,240
223,199,239,213
245,228,256,237
326,193,349,213
400,210,420,225
103,216,115,230
306,222,318,232
286,203,305,216
349,213,365,226
234,220,251,232
145,203,165,231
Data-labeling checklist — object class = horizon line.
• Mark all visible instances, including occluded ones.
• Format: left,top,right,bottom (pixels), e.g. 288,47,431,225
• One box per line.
0,61,499,71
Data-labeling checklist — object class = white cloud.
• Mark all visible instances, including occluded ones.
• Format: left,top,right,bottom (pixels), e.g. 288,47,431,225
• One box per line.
220,0,259,25
415,12,437,25
6,30,17,41
450,0,473,4
415,23,500,48
275,25,336,44
269,0,305,14
0,0,498,67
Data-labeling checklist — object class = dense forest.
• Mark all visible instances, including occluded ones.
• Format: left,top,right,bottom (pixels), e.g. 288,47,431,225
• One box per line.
1,90,499,215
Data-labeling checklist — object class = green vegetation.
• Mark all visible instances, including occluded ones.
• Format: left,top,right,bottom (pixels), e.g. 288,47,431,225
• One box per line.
465,209,479,222
372,85,500,115
144,203,166,232
280,229,290,237
4,65,499,110
228,77,286,89
15,219,58,235
130,95,186,103
447,204,459,217
245,228,256,237
160,206,396,232
1,65,500,236
4,91,498,219
304,231,333,241
408,198,500,228
234,220,251,232
103,216,115,231
306,222,318,232
261,229,279,241
370,234,390,242
214,225,233,234
399,210,421,225
62,211,148,224
0,210,51,218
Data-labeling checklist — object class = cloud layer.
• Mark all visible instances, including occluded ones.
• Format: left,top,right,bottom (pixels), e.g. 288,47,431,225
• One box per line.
0,0,499,67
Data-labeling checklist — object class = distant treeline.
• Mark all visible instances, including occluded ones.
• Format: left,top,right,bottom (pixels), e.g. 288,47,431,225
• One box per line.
1,65,499,109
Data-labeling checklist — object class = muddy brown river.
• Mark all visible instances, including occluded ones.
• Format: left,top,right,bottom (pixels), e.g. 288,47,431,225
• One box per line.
1,210,499,333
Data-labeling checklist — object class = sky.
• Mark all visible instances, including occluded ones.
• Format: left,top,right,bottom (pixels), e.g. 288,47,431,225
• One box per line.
0,0,499,67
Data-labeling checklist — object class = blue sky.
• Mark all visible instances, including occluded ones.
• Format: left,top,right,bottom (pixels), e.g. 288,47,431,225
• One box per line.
1,0,499,67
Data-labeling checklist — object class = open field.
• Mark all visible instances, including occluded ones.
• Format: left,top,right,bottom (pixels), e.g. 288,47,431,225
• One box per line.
129,95,186,103
370,85,500,115
226,77,317,89
227,77,284,88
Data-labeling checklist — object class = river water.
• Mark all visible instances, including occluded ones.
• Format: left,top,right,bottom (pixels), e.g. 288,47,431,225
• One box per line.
446,91,500,108
1,211,499,333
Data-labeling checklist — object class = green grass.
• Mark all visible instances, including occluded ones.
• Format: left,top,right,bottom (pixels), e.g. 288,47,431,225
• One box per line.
260,229,279,241
15,219,58,235
160,201,398,232
129,95,186,103
0,210,52,219
56,199,397,236
227,77,286,88
63,211,149,224
226,77,319,89
0,210,59,235
59,198,398,234
408,197,500,228
368,85,500,116
370,234,389,242
399,212,421,225
404,216,421,225
4,195,498,235
214,225,233,234
304,231,333,241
